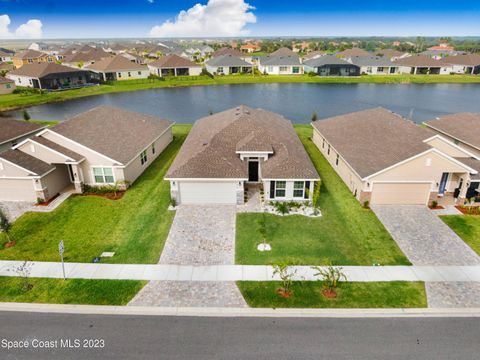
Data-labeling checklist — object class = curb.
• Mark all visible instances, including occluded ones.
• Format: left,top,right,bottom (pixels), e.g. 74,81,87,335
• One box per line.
1,302,480,318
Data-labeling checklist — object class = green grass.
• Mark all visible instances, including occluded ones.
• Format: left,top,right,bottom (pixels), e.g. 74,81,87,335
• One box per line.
238,281,427,308
236,125,410,266
0,125,192,264
29,119,60,127
441,215,480,255
1,74,479,111
0,277,145,305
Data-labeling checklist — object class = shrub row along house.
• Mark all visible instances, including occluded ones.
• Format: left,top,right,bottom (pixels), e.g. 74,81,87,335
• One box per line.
312,108,479,206
0,107,173,202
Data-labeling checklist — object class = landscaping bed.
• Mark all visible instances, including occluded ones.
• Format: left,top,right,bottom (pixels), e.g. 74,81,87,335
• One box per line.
235,125,410,266
237,281,427,308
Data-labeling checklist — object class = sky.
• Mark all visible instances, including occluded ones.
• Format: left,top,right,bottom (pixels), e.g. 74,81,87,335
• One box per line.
0,0,479,39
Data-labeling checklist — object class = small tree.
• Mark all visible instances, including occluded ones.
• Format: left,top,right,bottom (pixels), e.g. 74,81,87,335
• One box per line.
0,209,15,247
10,261,33,292
311,112,318,122
312,265,347,298
272,263,297,298
23,109,31,121
258,212,267,248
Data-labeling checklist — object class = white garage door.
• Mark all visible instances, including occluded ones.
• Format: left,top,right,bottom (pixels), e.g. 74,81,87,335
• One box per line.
371,182,431,205
179,181,237,204
0,179,36,201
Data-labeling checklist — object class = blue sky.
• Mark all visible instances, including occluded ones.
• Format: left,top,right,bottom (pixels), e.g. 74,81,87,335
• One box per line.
1,0,480,38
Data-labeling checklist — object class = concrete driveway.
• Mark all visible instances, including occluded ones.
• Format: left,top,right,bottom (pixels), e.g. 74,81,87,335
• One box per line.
371,205,480,266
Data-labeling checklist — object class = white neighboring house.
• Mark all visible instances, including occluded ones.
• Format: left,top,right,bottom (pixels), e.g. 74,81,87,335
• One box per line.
0,50,13,62
85,55,149,81
148,54,202,77
394,55,452,74
166,105,319,205
438,54,480,75
205,55,253,75
348,56,400,75
257,55,304,75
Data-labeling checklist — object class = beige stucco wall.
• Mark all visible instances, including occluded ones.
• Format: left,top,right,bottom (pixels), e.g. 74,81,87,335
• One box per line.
312,128,365,200
426,137,473,158
39,165,70,200
114,69,149,80
18,140,73,164
0,157,32,177
0,178,37,201
0,82,15,94
426,130,480,158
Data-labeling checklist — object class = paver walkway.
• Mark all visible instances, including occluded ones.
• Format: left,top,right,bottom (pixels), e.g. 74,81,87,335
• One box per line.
372,205,480,307
129,205,247,307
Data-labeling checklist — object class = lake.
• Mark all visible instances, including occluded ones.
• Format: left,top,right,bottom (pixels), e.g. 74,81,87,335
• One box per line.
9,83,480,124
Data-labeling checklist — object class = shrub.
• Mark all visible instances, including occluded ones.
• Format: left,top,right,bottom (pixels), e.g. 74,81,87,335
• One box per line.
431,200,438,208
311,112,318,122
83,184,117,194
272,262,297,296
23,109,31,121
170,197,177,208
312,181,321,208
275,202,290,215
200,68,214,78
312,265,347,292
307,71,317,77
363,200,370,209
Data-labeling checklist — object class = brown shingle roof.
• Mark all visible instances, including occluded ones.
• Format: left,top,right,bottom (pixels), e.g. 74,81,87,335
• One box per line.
85,55,147,72
270,47,296,57
303,50,327,61
0,149,54,176
212,47,245,58
312,108,433,178
424,113,480,151
0,76,13,84
14,49,46,59
0,62,14,71
375,49,406,58
394,55,445,67
454,157,480,179
439,54,480,66
32,136,84,162
0,118,45,145
63,48,111,64
166,106,319,180
9,63,84,78
149,54,199,68
51,106,174,164
337,48,371,57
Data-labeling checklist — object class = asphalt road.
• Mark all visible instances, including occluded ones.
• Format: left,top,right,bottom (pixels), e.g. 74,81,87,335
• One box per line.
0,311,479,360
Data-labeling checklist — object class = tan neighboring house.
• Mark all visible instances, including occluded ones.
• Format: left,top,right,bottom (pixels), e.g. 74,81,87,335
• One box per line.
0,61,15,73
394,55,452,74
424,113,480,200
166,105,319,205
0,106,174,202
311,108,478,206
0,77,15,94
85,55,149,81
12,49,55,69
0,118,46,153
62,48,111,68
212,47,252,63
336,47,371,59
147,54,202,77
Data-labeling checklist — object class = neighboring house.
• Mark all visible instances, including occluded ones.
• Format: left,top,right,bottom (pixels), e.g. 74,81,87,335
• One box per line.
0,118,46,153
62,48,111,68
7,63,94,90
212,48,252,63
270,47,296,57
303,50,327,61
336,47,371,59
424,112,480,200
0,77,15,94
348,56,399,75
147,54,202,77
258,56,304,75
85,55,149,81
311,108,478,206
28,42,50,52
303,55,360,76
166,105,319,205
374,49,410,61
394,55,452,74
104,43,129,54
0,106,174,202
240,43,261,53
205,55,253,75
0,50,13,62
0,62,14,73
439,54,480,75
120,52,147,65
428,44,455,51
184,45,214,60
12,50,55,69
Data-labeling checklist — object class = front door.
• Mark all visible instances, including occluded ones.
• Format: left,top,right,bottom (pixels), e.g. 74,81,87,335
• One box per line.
248,161,259,182
439,172,449,195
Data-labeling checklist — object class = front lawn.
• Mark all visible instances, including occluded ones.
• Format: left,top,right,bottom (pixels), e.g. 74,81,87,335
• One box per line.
0,277,145,305
236,125,410,265
441,215,480,255
238,281,427,308
0,125,191,264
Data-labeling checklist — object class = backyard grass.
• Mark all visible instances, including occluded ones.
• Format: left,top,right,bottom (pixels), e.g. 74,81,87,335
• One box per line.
0,277,145,305
0,124,192,264
238,281,427,308
441,215,480,255
1,74,479,111
235,125,410,265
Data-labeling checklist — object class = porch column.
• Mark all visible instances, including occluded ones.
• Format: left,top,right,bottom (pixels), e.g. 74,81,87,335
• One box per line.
70,164,83,193
458,173,470,203
174,68,177,76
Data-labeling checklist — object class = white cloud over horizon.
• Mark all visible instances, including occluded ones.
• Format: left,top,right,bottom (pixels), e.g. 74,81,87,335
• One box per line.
150,0,256,37
0,14,43,39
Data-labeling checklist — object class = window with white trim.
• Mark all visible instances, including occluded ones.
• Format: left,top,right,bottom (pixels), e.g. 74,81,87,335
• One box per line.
293,181,304,198
275,181,286,197
140,150,147,165
93,167,114,184
279,66,288,72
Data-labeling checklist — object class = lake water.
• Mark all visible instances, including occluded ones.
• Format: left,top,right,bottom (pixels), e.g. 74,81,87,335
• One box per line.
9,83,480,124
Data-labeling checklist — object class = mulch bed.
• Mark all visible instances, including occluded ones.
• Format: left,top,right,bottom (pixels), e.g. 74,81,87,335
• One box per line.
276,288,293,298
34,193,60,206
3,241,16,249
455,206,480,215
322,289,338,299
83,191,125,201
429,205,445,210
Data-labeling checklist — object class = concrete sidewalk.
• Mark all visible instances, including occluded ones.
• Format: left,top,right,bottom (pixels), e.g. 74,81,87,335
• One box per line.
2,261,480,282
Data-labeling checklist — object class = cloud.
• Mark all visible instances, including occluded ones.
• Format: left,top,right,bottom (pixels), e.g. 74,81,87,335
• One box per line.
0,14,43,39
147,0,154,3
150,0,256,37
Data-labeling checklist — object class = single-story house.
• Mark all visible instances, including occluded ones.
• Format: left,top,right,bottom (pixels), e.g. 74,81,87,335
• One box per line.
312,108,478,206
0,118,46,153
270,47,296,57
240,43,261,53
7,63,94,90
302,50,327,61
0,106,174,202
12,49,56,69
374,49,410,61
420,50,465,60
205,55,253,75
394,55,452,74
303,55,360,76
148,55,202,77
0,76,15,94
212,48,252,63
0,50,13,62
86,55,149,81
348,56,399,75
166,105,319,205
336,47,371,59
439,54,480,75
257,55,304,75
0,61,15,73
62,48,111,68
